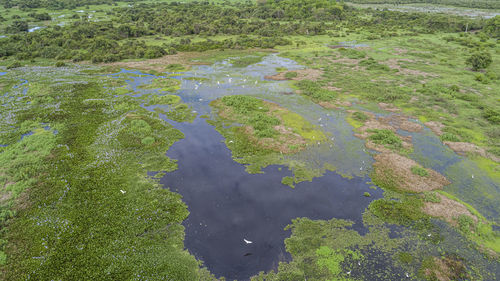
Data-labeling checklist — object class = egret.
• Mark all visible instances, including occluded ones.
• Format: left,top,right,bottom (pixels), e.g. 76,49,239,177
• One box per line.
347,271,351,275
243,238,253,244
120,190,126,194
471,174,474,179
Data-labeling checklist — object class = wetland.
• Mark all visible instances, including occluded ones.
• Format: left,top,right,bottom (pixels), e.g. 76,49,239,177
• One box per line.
0,0,499,280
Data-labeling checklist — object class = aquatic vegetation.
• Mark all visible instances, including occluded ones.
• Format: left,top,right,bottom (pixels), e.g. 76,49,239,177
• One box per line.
210,95,329,187
230,55,266,67
138,77,180,92
0,68,213,280
368,129,402,150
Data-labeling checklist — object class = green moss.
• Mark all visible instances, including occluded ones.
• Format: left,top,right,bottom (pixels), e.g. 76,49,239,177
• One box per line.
364,192,371,197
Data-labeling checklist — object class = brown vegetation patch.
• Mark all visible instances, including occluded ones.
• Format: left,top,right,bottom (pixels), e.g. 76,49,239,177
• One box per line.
373,153,450,192
424,256,468,281
425,121,445,136
423,193,477,225
100,52,203,72
264,68,323,81
379,115,423,132
319,100,352,109
444,141,500,162
378,102,401,112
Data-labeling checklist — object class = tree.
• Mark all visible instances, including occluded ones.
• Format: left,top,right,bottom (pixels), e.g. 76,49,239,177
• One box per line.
466,51,492,71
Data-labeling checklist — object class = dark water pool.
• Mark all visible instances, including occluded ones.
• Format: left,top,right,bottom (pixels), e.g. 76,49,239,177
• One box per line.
161,117,382,280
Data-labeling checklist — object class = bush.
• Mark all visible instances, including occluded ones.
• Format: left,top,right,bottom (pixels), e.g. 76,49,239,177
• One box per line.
466,51,492,71
55,61,66,67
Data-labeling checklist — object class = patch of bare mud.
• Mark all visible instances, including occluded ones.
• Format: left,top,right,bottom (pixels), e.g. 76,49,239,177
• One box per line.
373,153,450,192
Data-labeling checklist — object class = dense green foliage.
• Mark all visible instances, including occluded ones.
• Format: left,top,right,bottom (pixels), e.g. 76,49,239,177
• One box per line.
466,51,492,71
344,0,500,9
0,0,491,63
368,129,402,150
0,70,212,280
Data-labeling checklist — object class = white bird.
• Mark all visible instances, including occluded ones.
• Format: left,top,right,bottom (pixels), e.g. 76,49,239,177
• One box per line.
347,271,351,275
120,190,126,194
471,174,474,179
228,140,234,143
243,238,253,244
228,78,232,83
255,80,258,84
406,273,410,278
358,262,360,266
360,167,363,171
318,118,322,121
427,233,432,237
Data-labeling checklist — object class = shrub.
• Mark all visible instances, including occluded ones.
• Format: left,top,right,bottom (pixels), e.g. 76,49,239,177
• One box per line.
466,51,492,71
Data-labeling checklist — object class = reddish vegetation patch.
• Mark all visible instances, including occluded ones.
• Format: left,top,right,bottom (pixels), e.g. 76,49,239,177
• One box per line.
373,153,450,192
318,100,352,109
425,121,445,136
378,102,401,112
380,115,423,133
444,141,500,162
264,68,323,81
423,193,478,226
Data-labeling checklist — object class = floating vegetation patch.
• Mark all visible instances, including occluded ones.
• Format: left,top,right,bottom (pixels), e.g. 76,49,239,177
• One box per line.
138,77,181,92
